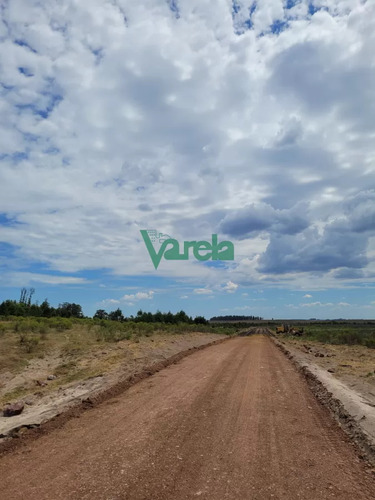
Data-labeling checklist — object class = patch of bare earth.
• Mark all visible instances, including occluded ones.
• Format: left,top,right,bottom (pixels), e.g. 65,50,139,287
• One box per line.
274,336,375,464
281,338,375,403
0,332,226,441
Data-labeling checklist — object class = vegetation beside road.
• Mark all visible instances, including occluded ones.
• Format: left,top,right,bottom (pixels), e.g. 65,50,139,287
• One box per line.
0,315,236,361
0,317,237,407
0,289,209,326
279,322,375,349
0,288,240,406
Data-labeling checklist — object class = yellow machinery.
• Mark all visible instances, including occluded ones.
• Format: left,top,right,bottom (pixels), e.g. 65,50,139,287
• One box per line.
275,324,304,335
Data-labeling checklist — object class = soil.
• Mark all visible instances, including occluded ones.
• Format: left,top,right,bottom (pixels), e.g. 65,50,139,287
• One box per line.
0,332,226,440
282,338,375,391
0,334,374,499
274,336,375,465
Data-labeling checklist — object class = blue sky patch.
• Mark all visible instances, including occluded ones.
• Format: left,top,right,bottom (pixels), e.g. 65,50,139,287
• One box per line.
232,1,257,33
14,39,37,53
18,66,34,77
286,0,300,9
0,0,374,320
271,20,288,34
167,0,180,19
0,151,28,162
308,2,323,16
0,241,18,258
0,214,18,227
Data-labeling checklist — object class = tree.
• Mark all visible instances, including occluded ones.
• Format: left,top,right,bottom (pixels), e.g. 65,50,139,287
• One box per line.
164,311,176,324
19,287,35,306
175,310,192,324
193,316,208,325
19,288,27,304
27,288,35,306
108,308,124,322
94,309,108,320
57,302,83,318
40,299,53,318
0,299,27,316
154,310,163,323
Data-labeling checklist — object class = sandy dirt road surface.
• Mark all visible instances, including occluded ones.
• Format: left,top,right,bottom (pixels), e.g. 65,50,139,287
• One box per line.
1,334,374,500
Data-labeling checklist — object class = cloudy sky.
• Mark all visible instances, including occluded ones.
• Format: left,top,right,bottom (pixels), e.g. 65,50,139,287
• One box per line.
1,0,375,319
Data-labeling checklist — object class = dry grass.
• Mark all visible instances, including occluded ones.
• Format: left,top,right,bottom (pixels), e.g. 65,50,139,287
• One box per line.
286,337,375,380
0,319,232,406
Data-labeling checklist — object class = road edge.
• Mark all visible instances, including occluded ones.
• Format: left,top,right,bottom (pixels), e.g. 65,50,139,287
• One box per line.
271,335,375,468
0,335,231,456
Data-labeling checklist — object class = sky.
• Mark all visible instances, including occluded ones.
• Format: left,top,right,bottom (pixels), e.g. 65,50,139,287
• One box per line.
0,0,375,319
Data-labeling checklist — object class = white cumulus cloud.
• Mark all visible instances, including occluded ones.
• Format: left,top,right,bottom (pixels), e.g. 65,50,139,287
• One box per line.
122,291,154,301
222,281,239,293
0,0,374,295
193,288,213,295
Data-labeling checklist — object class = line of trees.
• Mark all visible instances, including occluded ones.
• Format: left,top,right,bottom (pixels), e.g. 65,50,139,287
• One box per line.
94,308,208,325
0,298,84,318
0,288,208,324
210,315,263,321
0,288,83,318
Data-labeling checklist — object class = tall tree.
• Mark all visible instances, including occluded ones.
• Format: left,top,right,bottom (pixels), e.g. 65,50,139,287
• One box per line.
19,287,27,304
27,288,35,306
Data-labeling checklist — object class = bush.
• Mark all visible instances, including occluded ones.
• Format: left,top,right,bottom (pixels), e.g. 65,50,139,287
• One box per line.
24,335,40,353
18,332,40,352
95,324,117,342
334,331,363,345
302,324,375,349
49,318,73,331
364,338,375,349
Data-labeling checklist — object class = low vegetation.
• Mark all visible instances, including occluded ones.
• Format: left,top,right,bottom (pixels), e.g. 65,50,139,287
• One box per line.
0,289,240,401
282,322,375,349
0,316,237,371
210,315,263,321
0,316,239,406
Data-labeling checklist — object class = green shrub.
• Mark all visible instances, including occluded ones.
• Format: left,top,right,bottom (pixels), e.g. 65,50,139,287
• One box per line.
49,318,73,331
302,324,375,349
364,338,375,349
18,332,40,352
24,335,40,352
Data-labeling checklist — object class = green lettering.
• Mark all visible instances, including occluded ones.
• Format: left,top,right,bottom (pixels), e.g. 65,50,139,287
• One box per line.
140,230,168,269
193,241,212,261
164,239,187,260
183,241,196,259
212,234,234,260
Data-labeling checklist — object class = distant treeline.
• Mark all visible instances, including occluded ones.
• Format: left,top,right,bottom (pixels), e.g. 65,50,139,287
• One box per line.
0,288,83,318
0,299,84,319
0,288,208,324
210,315,263,321
94,308,208,325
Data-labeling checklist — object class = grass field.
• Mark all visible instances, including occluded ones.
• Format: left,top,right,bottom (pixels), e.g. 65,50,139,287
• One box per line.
282,322,375,348
210,319,375,349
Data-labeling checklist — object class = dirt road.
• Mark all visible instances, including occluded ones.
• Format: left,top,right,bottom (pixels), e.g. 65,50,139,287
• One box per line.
1,334,374,499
